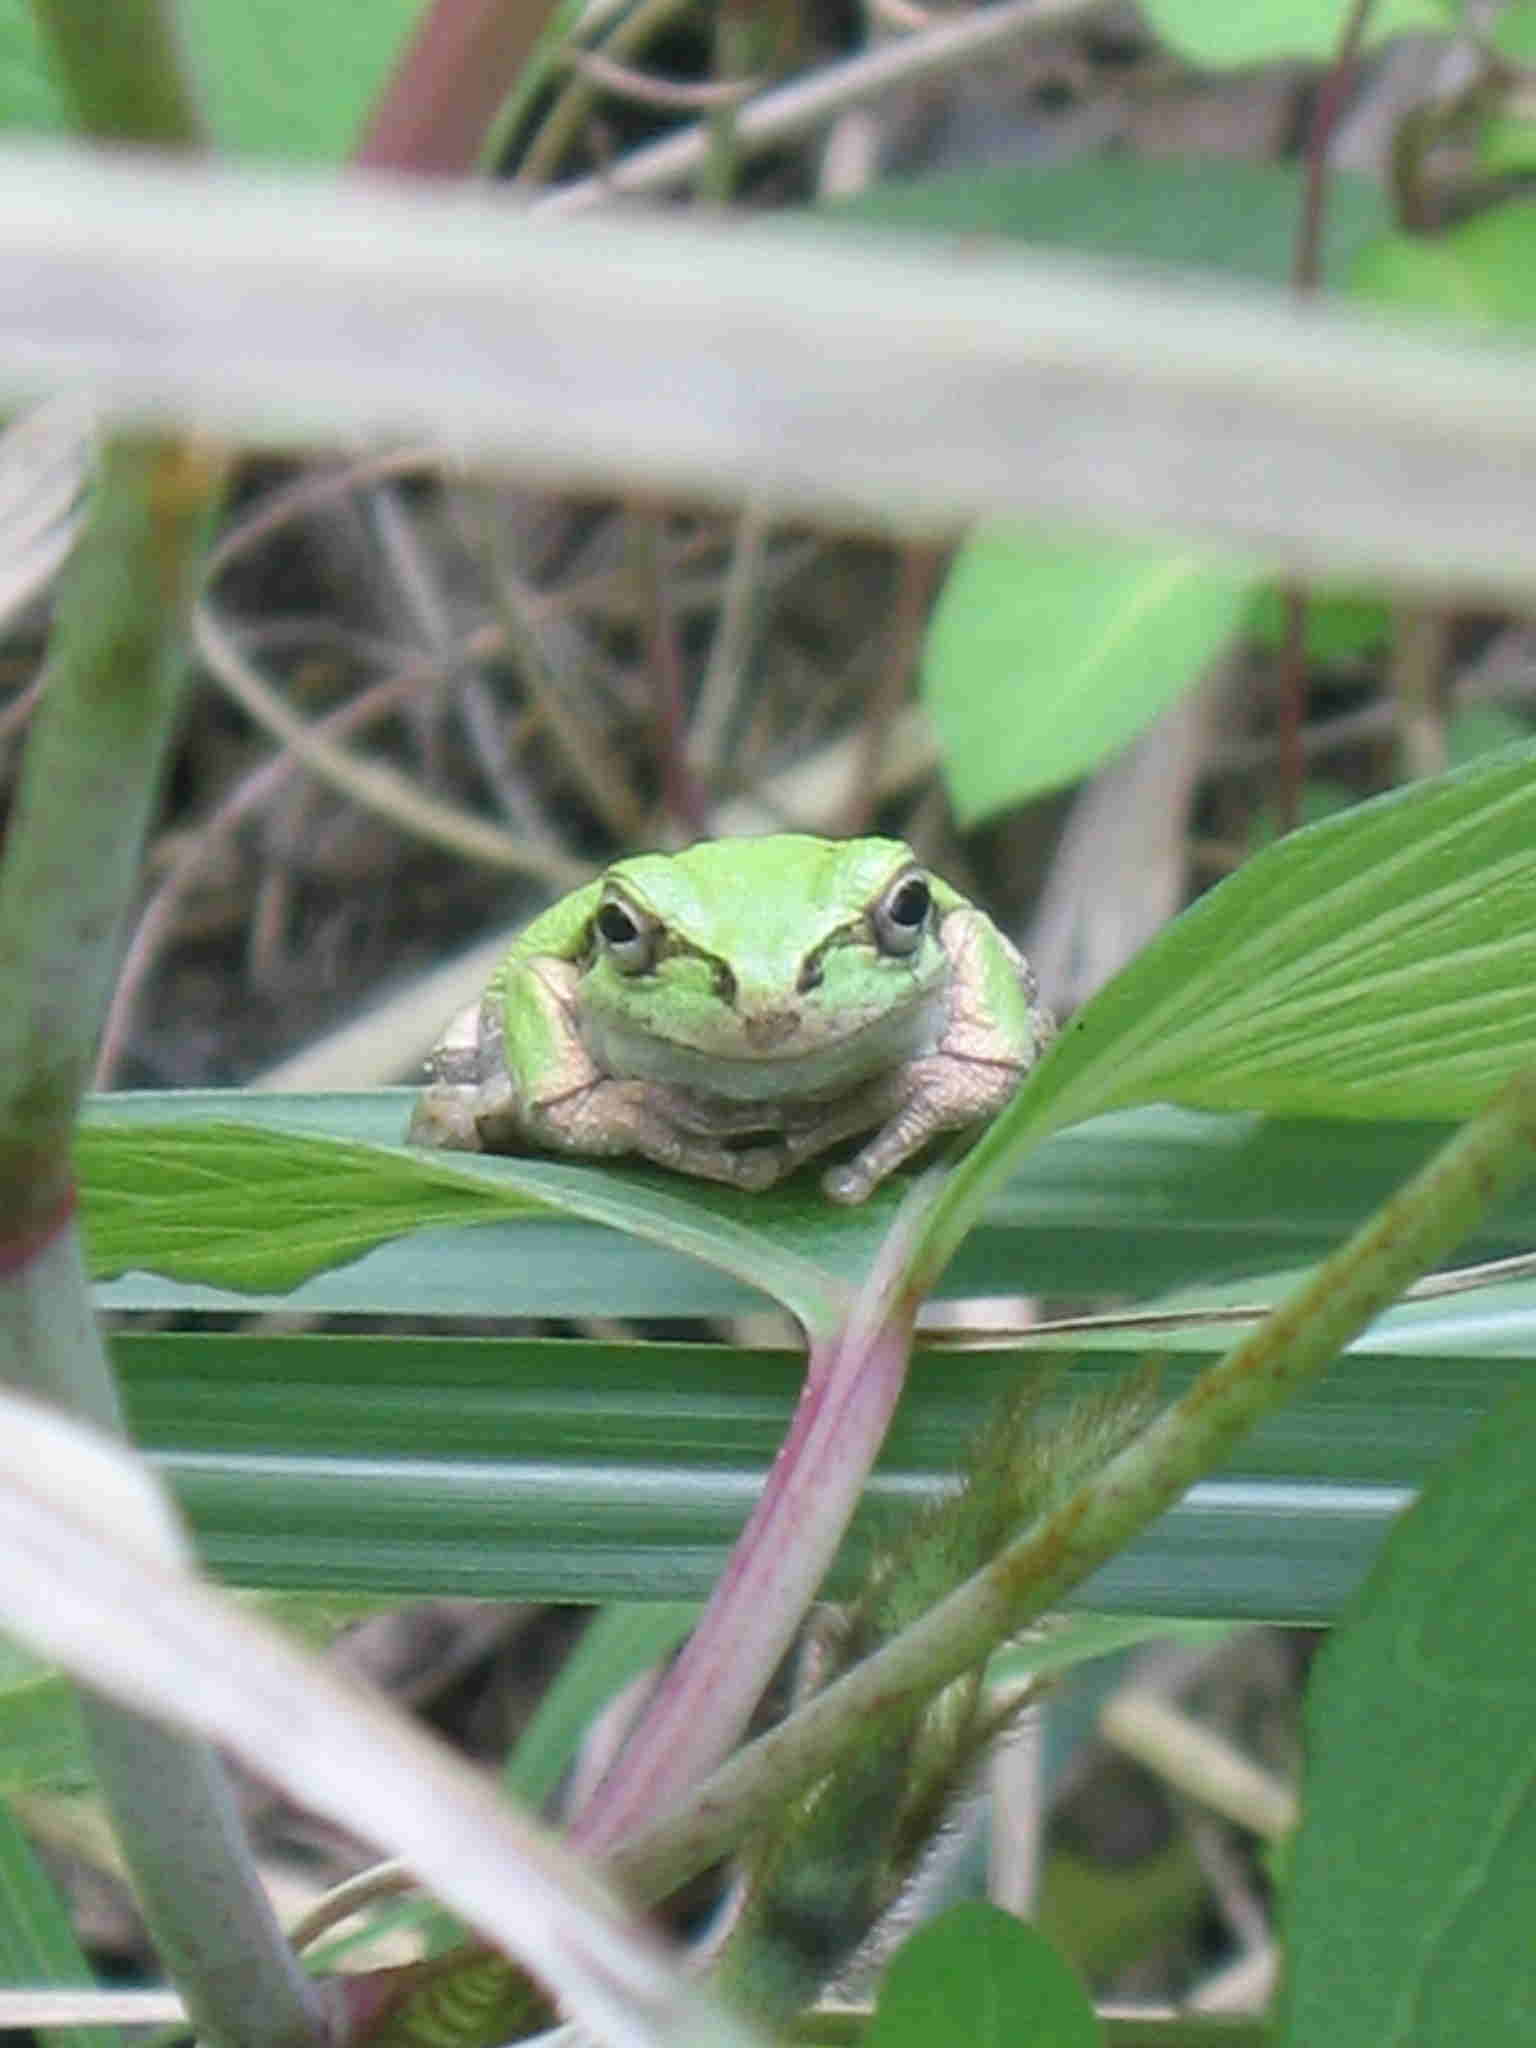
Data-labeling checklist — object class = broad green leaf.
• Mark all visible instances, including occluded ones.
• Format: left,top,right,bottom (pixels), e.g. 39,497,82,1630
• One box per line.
79,1108,852,1329
183,0,424,162
834,157,1390,287
1355,200,1536,331
922,528,1254,821
504,1604,700,1811
1141,0,1449,66
0,0,422,158
0,1798,116,2048
969,738,1536,1152
88,1098,1536,1313
1489,0,1536,63
1281,1377,1536,2045
867,1902,1100,2048
78,1121,537,1291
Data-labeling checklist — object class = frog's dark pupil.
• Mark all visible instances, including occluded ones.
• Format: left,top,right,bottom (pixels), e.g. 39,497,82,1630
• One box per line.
597,903,638,945
890,878,930,927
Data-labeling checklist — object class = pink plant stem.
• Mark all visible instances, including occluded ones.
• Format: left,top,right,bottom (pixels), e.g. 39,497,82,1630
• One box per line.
571,1302,917,1856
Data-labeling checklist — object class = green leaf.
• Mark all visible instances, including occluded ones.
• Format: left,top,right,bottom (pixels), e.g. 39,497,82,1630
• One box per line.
1488,0,1536,64
1280,1376,1536,2045
91,1098,1536,1313
78,1103,854,1330
1355,200,1536,332
78,1120,536,1291
0,3,67,131
1141,0,1450,67
833,157,1390,287
867,1902,1100,2048
984,738,1536,1142
504,1604,699,1811
0,0,421,158
0,1798,117,2048
103,1237,1536,1611
0,1638,90,1793
182,0,424,162
922,528,1254,820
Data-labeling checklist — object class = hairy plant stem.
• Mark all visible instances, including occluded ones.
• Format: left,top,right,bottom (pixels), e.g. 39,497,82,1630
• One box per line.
607,1062,1536,1901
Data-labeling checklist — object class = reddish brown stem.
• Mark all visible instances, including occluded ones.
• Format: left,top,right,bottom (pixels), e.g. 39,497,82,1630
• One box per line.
354,0,555,175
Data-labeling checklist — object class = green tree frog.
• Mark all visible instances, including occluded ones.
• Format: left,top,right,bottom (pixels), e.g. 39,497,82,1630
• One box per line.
409,834,1049,1203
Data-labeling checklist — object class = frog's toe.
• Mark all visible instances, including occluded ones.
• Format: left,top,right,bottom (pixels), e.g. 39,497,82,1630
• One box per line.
821,1156,876,1204
726,1145,788,1192
408,1084,485,1151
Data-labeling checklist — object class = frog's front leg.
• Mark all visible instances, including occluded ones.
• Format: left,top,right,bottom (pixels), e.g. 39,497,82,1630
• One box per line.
820,907,1049,1204
419,957,792,1191
407,995,501,1150
521,1072,794,1191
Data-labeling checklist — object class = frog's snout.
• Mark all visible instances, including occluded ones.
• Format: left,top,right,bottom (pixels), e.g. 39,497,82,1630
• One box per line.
741,1009,802,1053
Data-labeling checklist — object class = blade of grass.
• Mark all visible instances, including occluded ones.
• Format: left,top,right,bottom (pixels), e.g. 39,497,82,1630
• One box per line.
6,147,1536,594
0,1798,118,2048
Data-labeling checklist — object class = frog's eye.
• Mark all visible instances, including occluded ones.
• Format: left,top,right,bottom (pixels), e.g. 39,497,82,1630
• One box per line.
595,893,658,974
872,871,932,957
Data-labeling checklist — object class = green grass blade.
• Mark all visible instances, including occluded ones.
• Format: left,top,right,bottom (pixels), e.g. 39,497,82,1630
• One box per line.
504,1605,700,1812
0,1796,118,2048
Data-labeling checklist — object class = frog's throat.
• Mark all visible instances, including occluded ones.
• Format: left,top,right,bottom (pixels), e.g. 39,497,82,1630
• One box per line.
579,990,947,1105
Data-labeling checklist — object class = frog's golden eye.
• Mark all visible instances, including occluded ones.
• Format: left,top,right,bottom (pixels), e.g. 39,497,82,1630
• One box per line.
872,870,932,958
595,892,658,974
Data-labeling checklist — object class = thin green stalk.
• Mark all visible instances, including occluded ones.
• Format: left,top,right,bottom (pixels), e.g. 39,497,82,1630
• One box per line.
0,434,224,1234
29,0,204,146
514,0,693,187
609,1061,1536,1899
0,372,319,2048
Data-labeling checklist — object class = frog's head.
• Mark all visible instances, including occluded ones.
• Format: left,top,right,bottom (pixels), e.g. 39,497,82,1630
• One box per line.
576,834,952,1102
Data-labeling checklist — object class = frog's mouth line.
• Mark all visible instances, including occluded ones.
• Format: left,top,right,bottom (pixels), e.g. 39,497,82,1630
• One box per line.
584,987,948,1106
